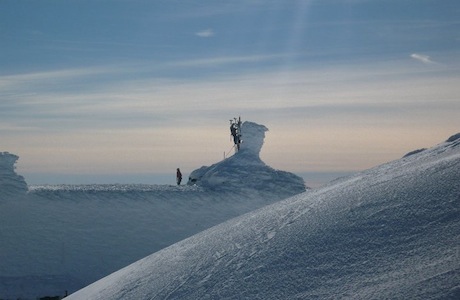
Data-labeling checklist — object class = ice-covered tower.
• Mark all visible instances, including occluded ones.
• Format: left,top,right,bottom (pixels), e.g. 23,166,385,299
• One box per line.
237,121,267,158
188,121,306,196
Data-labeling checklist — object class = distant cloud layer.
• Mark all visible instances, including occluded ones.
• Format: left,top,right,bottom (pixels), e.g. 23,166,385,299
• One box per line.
195,29,214,38
410,53,433,64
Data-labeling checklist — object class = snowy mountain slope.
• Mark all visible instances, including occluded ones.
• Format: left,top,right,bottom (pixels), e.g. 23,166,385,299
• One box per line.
67,134,460,300
0,121,306,299
2,186,287,299
188,121,306,194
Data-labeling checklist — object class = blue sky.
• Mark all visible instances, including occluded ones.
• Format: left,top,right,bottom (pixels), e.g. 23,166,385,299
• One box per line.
1,0,460,186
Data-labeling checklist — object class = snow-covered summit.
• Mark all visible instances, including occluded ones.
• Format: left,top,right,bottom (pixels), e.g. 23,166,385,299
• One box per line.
188,121,306,196
67,134,460,299
0,152,28,197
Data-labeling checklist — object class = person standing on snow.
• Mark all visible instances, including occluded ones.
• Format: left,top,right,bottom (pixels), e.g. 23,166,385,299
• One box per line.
176,168,182,185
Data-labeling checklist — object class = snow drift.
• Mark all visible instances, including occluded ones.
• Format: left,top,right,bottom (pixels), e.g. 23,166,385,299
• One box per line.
0,121,306,299
67,133,460,299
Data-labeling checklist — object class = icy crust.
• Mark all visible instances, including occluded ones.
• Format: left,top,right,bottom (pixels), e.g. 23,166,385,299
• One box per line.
0,152,28,197
67,136,460,300
446,132,460,142
188,121,306,196
402,132,460,158
29,184,203,192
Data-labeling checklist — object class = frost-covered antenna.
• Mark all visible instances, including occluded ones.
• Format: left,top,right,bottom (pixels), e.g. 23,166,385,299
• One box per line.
228,116,242,154
237,116,242,139
229,119,234,143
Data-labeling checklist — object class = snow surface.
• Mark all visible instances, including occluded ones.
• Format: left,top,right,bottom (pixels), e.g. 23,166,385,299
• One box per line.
66,134,460,300
0,121,306,299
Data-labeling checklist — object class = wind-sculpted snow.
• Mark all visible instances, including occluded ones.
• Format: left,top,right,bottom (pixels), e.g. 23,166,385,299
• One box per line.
446,132,460,143
68,135,460,300
0,152,28,197
188,121,306,195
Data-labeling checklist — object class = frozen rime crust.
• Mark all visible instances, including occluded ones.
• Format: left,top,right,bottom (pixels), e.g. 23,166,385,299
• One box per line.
0,152,28,197
446,132,460,142
403,132,460,157
187,121,306,196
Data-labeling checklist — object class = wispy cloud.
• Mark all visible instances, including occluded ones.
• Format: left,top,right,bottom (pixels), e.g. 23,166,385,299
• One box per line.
195,29,214,38
410,53,434,64
167,53,287,68
0,66,123,91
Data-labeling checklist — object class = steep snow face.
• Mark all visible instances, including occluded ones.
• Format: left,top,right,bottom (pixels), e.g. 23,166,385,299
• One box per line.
0,152,28,197
68,135,460,300
188,121,306,196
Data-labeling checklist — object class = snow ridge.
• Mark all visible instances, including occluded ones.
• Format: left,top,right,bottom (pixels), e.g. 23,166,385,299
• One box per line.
446,132,460,143
67,135,460,300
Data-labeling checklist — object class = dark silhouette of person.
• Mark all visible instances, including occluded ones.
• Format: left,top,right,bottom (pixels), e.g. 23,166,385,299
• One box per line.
176,168,182,185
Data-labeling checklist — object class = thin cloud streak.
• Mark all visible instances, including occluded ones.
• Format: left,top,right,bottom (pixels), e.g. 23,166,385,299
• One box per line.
165,53,290,68
410,53,434,64
0,65,124,90
195,29,214,37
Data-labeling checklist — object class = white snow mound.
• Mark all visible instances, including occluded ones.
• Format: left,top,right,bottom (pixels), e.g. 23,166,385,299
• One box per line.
67,134,460,299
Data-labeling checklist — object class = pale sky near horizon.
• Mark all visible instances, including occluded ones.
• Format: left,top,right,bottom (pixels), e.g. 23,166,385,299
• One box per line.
1,0,459,186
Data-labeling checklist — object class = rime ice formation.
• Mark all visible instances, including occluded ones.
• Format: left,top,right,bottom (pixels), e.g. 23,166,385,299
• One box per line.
188,121,306,196
0,152,28,197
446,132,460,142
